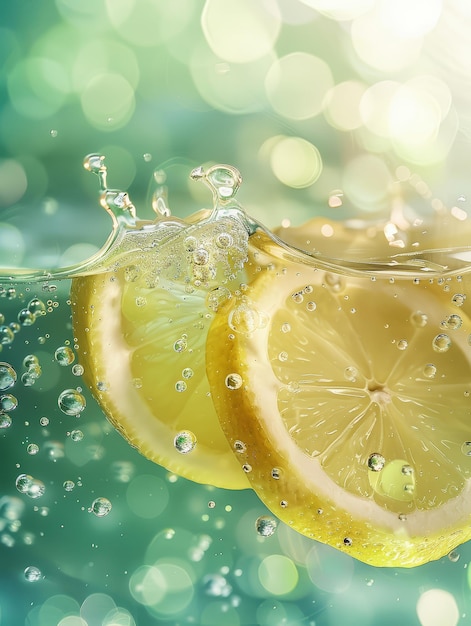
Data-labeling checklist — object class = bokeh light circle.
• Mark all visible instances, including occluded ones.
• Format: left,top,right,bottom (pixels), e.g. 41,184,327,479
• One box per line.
378,0,443,39
258,554,299,595
269,136,323,188
80,73,135,131
201,0,281,63
351,13,423,72
416,588,459,626
324,80,366,131
342,154,392,212
0,160,27,207
299,0,374,21
265,52,333,120
126,474,169,519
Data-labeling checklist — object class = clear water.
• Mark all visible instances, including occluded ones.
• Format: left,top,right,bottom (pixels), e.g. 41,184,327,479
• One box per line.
1,159,471,624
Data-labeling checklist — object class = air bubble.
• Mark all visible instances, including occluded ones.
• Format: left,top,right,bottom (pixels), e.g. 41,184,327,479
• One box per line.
242,464,252,473
16,474,45,499
89,497,112,517
0,363,16,390
448,550,460,563
452,293,466,307
397,339,408,350
63,480,75,492
306,301,317,311
28,298,46,316
411,311,428,327
206,286,231,312
228,301,265,335
0,394,17,411
39,417,49,426
291,292,304,304
184,236,198,252
173,338,187,353
70,429,84,442
343,537,352,546
281,323,291,333
0,325,14,345
175,380,187,392
444,314,462,330
0,414,11,428
233,440,246,453
225,373,243,390
193,248,210,265
18,309,36,326
278,351,288,362
58,389,86,416
368,453,385,472
461,441,471,456
432,333,451,352
27,444,39,455
280,500,288,508
23,355,38,369
344,366,358,382
255,515,277,537
54,346,75,366
174,430,197,454
271,468,281,480
324,272,344,292
72,364,84,376
182,368,193,379
423,363,437,378
216,232,233,249
24,566,42,582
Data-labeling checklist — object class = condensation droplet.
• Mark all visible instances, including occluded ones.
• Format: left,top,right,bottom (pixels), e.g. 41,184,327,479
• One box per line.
255,515,277,537
174,430,197,454
432,333,451,353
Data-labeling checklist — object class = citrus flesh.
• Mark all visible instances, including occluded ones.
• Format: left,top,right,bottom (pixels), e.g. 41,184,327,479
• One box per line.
70,215,250,490
207,229,471,566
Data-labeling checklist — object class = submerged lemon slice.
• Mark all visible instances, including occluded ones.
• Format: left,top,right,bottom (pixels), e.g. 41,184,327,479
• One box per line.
70,215,250,490
207,230,471,566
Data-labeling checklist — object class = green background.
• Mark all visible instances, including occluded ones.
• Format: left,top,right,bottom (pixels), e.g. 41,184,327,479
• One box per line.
1,1,471,625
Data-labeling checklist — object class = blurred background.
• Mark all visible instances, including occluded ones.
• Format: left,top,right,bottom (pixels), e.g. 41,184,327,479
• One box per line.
1,1,471,625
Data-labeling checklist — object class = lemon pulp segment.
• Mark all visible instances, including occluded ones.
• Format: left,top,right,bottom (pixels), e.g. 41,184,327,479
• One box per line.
207,231,471,566
70,216,251,490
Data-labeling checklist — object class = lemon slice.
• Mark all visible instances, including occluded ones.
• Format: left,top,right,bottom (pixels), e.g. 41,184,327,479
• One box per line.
207,230,471,566
70,215,250,490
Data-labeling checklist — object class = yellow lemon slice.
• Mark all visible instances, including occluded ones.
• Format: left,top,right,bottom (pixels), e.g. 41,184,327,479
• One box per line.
70,215,250,490
207,230,471,566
